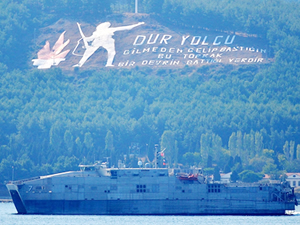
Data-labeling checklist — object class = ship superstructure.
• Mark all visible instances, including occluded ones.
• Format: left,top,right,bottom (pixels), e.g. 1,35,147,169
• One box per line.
7,163,296,215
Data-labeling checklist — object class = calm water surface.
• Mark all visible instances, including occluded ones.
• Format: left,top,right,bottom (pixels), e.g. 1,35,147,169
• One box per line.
1,203,300,225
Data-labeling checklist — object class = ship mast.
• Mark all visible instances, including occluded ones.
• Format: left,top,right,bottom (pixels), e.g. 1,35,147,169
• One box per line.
135,0,138,13
155,144,158,168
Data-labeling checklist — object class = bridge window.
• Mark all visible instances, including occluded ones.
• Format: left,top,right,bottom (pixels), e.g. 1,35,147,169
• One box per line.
208,184,221,193
136,184,147,193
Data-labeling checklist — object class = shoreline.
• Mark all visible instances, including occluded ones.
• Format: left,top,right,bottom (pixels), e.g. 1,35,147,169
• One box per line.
0,198,12,203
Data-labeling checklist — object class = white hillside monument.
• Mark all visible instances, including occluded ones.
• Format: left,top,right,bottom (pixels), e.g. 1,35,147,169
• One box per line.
73,22,144,67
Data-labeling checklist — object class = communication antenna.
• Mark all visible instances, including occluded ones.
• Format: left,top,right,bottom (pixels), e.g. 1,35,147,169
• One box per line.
135,0,138,13
12,166,14,181
155,144,159,168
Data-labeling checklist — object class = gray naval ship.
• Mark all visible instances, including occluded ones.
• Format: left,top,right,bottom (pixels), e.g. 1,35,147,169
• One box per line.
7,162,297,215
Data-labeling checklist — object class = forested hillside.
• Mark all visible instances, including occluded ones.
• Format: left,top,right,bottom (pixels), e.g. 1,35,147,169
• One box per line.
1,0,300,183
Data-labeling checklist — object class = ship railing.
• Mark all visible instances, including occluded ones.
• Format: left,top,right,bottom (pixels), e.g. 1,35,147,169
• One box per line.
6,176,40,185
224,182,271,187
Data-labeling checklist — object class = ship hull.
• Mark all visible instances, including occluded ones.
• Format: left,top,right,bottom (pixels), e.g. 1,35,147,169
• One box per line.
16,198,293,215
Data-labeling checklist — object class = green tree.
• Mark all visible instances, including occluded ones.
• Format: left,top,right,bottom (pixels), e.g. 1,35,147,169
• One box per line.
84,132,94,162
207,155,213,168
239,170,263,183
236,131,243,157
64,130,74,155
213,166,221,181
75,137,83,156
255,131,263,156
249,132,256,158
224,156,234,173
289,140,295,162
183,152,194,166
182,152,201,166
262,163,278,178
242,133,250,163
228,132,237,157
212,134,222,158
160,130,175,167
49,122,63,156
283,141,289,161
105,130,114,166
262,149,274,158
174,140,178,167
297,144,300,160
230,170,239,183
200,133,210,165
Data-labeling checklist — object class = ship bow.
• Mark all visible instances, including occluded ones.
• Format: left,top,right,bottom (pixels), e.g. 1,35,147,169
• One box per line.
7,184,27,214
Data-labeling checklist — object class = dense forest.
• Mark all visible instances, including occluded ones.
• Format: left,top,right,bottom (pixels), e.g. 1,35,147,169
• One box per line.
1,0,300,184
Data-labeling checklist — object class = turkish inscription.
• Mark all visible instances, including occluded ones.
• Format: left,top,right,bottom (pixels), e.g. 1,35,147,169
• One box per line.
33,21,268,70
118,33,267,68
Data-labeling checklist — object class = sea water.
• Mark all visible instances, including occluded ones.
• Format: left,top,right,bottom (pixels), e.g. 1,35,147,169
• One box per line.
1,203,300,225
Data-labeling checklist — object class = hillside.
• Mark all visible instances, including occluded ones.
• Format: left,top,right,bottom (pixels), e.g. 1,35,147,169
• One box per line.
0,0,300,184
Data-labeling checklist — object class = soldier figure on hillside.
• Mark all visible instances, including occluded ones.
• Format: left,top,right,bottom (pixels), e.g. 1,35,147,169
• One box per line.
73,21,144,67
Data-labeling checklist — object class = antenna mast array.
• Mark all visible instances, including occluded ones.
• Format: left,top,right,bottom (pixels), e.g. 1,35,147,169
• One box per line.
135,0,138,13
